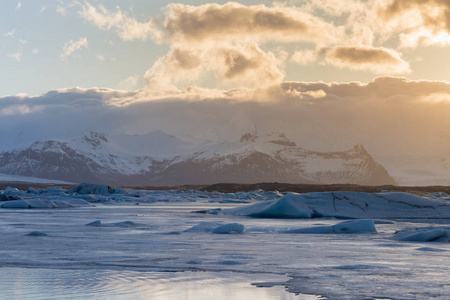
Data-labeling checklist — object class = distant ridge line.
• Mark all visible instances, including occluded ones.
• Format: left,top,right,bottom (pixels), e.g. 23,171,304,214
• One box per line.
1,181,450,195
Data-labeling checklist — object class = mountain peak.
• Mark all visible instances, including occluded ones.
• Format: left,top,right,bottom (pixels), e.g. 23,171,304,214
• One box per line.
240,132,257,143
0,132,395,186
263,132,297,147
82,131,108,149
239,132,297,147
352,144,368,154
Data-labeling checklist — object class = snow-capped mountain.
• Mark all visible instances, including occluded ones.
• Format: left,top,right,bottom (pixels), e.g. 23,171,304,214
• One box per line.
160,133,395,185
0,131,395,185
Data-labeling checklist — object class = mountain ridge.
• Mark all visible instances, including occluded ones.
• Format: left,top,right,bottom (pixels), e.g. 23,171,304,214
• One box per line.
0,131,395,186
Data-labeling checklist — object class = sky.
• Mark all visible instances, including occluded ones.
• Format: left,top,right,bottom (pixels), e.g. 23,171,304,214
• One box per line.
2,0,450,96
2,0,450,185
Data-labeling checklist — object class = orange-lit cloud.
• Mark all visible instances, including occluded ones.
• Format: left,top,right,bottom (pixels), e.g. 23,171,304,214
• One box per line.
144,44,286,92
290,49,318,65
378,0,450,47
323,46,410,74
77,1,450,93
163,2,342,45
290,46,410,74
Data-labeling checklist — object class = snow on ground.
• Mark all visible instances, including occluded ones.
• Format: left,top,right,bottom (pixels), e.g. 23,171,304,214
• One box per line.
0,172,73,184
1,184,450,299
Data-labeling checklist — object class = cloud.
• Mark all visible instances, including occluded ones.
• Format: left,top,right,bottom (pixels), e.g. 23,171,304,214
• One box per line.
78,1,345,46
79,2,161,41
75,1,448,93
4,29,15,37
60,37,88,58
0,105,42,116
217,45,286,85
163,2,342,45
144,44,286,93
323,46,410,74
96,54,106,61
119,75,141,90
291,49,319,65
377,0,450,47
57,6,68,16
7,52,22,62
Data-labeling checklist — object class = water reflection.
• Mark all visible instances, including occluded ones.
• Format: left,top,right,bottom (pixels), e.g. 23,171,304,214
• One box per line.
1,267,308,300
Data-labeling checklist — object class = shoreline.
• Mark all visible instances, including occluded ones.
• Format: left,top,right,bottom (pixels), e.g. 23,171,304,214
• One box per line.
1,181,450,195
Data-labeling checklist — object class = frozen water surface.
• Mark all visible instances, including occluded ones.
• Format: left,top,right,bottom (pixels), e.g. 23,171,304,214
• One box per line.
0,268,301,300
1,186,450,299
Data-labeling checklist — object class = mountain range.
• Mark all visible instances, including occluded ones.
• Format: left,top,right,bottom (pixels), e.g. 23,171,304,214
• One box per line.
0,131,395,186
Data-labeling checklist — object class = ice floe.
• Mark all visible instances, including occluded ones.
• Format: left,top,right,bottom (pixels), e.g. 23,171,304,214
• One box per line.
68,183,127,195
212,223,245,234
25,231,48,237
85,220,144,228
1,185,450,299
224,191,450,219
282,219,377,234
185,222,245,234
85,220,102,227
184,222,222,233
392,227,450,242
1,184,284,207
1,198,92,209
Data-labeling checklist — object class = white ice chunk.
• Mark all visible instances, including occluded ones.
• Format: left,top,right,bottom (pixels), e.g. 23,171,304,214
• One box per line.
185,222,222,233
1,198,92,209
68,183,127,195
43,187,67,195
283,220,377,234
1,199,55,209
110,221,139,227
27,187,37,194
212,223,245,234
392,227,450,242
2,187,20,195
331,219,377,233
85,220,102,227
224,191,450,219
225,193,312,218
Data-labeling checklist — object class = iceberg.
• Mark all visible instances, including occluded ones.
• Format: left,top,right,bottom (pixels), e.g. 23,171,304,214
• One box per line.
1,197,92,209
68,183,127,195
212,223,245,234
392,227,450,242
25,231,48,237
224,191,450,219
184,222,222,233
282,219,377,234
185,222,245,234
